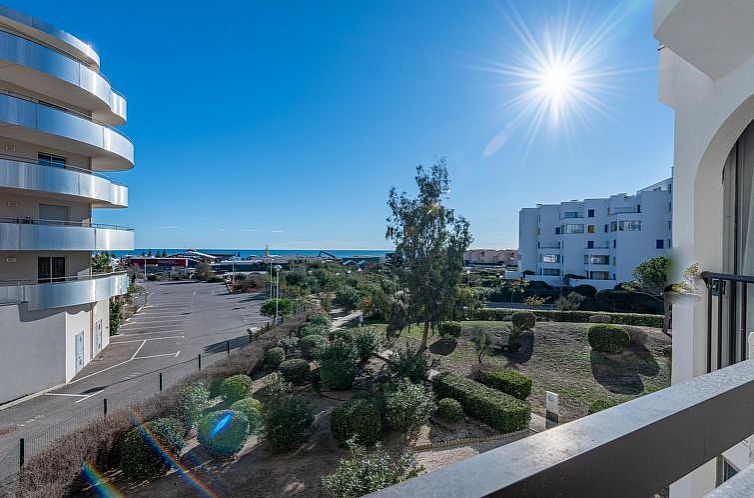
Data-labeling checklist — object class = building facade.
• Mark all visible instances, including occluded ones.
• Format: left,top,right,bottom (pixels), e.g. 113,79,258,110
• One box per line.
464,249,518,267
0,7,133,403
518,179,672,290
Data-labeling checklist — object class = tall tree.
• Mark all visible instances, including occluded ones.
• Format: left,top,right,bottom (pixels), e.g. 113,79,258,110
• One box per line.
386,160,472,351
630,256,671,335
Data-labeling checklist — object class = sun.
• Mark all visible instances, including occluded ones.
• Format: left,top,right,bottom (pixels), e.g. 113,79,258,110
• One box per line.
539,62,574,99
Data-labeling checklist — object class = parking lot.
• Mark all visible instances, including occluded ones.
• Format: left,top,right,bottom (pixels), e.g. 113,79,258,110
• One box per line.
0,280,267,458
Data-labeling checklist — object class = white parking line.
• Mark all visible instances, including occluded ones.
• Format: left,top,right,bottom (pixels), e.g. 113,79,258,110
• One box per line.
119,324,185,332
117,329,184,336
74,390,104,403
136,351,181,360
130,340,147,360
110,335,184,344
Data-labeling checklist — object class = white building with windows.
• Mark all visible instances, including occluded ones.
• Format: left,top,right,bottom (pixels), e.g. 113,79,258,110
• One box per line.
0,7,133,403
518,178,672,290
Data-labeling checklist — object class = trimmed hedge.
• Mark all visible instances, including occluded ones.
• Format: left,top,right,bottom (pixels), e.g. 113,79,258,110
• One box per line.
470,308,663,328
588,324,630,354
432,373,530,433
265,347,286,368
300,334,328,360
479,369,532,400
436,398,464,422
120,417,184,480
278,359,310,385
588,314,612,324
219,374,252,403
511,312,536,330
330,398,382,446
439,321,462,340
198,410,250,456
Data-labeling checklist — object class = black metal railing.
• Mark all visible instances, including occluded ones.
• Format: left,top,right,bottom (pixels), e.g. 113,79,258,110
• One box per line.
701,271,753,373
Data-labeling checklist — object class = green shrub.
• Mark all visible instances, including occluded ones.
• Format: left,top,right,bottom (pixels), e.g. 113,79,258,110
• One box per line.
322,441,421,498
353,327,380,362
120,417,185,480
387,346,431,383
278,359,310,385
588,324,630,354
262,395,313,452
308,312,332,327
300,334,328,360
147,274,159,281
229,398,262,433
384,381,435,431
330,398,382,446
432,373,530,433
336,285,362,311
278,335,299,352
588,314,612,324
438,321,462,341
436,398,464,423
207,275,224,283
661,344,672,358
208,376,225,398
299,322,329,337
588,398,620,414
197,410,250,456
470,308,664,328
172,382,210,429
319,340,358,390
478,369,532,400
511,312,536,331
321,441,422,498
329,328,354,343
265,347,286,368
219,374,252,403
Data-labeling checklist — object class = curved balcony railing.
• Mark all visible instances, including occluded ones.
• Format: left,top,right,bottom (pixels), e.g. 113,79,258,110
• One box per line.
0,272,128,310
0,29,125,124
0,156,127,207
0,91,133,170
0,218,134,251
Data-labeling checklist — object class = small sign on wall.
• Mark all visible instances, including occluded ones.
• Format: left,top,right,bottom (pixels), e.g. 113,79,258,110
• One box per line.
546,391,559,425
5,257,16,263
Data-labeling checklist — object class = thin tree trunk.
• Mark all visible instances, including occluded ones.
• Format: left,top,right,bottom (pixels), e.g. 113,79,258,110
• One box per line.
420,320,430,351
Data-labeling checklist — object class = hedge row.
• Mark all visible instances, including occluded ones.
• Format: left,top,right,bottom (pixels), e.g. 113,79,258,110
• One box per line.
478,369,532,400
470,308,663,328
432,373,530,433
15,312,311,498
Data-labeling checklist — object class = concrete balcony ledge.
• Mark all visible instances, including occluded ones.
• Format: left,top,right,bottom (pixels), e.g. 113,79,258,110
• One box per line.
0,272,127,310
0,157,127,207
368,358,754,498
0,219,134,251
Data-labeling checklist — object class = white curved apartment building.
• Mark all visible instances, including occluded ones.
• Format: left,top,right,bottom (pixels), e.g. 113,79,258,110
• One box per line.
0,7,133,403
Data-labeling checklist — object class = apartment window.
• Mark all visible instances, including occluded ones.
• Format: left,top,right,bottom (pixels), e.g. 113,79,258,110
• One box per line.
38,153,66,168
585,255,609,265
604,224,609,233
668,239,672,248
587,225,595,234
537,242,540,248
618,220,641,231
562,211,580,219
38,256,65,283
587,241,594,249
540,254,559,263
555,227,561,235
39,204,69,222
656,239,664,249
610,221,617,232
613,240,617,249
613,256,617,266
667,220,672,231
587,209,595,218
537,228,541,235
564,224,584,234
637,204,641,213
542,268,560,276
590,271,610,280
668,202,672,212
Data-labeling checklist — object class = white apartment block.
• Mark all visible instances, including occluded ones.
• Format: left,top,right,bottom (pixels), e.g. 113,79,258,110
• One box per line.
518,179,672,290
464,249,518,266
0,7,133,403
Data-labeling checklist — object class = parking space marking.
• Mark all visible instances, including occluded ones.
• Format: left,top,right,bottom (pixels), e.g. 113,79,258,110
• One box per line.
117,329,184,336
136,351,181,360
110,335,184,344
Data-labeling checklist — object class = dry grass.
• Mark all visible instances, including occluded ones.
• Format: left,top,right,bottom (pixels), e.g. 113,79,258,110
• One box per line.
9,313,309,498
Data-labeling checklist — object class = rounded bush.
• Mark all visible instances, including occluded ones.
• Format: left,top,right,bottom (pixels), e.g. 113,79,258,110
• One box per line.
230,398,262,433
172,382,210,429
300,334,328,360
436,398,464,423
328,328,353,343
278,359,310,385
120,417,184,480
262,395,314,452
219,374,252,403
330,398,382,446
573,284,598,298
439,321,462,341
588,324,630,354
319,341,358,390
384,381,436,431
298,322,329,337
353,327,380,362
511,312,536,331
588,314,612,324
308,312,332,327
265,347,286,368
588,398,620,414
197,410,250,456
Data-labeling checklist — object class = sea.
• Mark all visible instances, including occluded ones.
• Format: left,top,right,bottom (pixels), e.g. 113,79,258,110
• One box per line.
111,249,392,259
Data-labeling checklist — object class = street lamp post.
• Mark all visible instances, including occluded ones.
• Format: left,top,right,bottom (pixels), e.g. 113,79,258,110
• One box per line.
274,265,282,323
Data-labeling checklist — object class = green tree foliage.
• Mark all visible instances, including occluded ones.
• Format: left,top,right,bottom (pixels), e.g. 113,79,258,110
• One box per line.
92,253,112,273
109,298,123,335
629,255,672,334
555,291,585,311
470,329,494,364
261,298,293,318
386,160,473,350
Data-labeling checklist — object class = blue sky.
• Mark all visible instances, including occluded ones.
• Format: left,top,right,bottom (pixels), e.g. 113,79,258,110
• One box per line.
9,0,673,250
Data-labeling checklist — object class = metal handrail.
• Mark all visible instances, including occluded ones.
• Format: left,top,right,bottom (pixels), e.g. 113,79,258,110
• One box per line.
611,206,641,214
0,217,133,231
0,88,130,140
0,271,126,287
0,154,126,186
